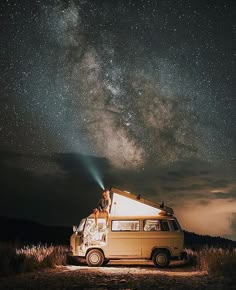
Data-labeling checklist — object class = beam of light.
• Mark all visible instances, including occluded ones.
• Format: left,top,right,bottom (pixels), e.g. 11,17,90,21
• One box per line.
81,155,104,189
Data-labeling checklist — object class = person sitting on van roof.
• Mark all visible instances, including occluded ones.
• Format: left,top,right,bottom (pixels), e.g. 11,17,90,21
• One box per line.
93,189,111,227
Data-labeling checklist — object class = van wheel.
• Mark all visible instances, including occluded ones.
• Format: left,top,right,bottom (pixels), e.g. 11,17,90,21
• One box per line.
86,249,104,267
152,251,170,268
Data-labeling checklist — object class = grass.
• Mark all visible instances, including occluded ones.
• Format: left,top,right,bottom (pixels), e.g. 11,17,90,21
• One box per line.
0,242,235,278
185,247,236,277
0,242,68,276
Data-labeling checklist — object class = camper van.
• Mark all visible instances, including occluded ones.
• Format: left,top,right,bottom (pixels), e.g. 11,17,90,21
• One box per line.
70,188,185,268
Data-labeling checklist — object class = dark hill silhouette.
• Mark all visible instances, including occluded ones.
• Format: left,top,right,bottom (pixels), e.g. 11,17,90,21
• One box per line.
0,216,71,245
184,230,236,249
0,216,235,248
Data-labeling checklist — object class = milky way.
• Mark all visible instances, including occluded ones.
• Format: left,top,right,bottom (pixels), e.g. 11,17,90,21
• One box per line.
1,0,235,170
1,0,236,238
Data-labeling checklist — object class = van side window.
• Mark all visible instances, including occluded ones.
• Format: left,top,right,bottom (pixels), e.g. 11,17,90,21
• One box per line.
170,220,180,231
144,220,161,231
160,220,170,231
111,220,140,231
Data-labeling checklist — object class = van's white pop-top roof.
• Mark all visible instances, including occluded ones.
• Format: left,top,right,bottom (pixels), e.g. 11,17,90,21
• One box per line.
110,187,174,216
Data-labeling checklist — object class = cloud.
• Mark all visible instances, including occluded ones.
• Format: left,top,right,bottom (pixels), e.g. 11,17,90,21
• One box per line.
0,151,111,225
1,151,236,239
212,190,236,199
231,214,236,240
175,199,236,239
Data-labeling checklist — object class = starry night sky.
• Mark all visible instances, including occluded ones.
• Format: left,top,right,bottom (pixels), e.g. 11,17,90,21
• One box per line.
1,0,236,239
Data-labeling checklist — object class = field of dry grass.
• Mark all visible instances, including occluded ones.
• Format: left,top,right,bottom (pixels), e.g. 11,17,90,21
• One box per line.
0,242,68,276
185,247,236,277
0,243,235,289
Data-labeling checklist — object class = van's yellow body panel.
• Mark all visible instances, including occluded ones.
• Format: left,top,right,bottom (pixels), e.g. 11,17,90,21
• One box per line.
71,215,184,260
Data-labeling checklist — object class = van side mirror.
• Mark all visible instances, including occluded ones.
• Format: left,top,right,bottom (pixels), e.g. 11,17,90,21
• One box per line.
73,225,78,233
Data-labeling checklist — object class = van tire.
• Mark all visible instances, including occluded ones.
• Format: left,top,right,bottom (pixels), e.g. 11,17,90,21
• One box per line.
86,249,104,267
152,250,170,268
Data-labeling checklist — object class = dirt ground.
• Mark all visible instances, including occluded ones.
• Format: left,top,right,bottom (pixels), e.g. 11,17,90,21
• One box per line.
0,260,234,290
